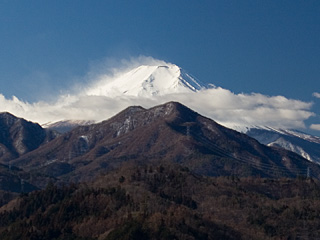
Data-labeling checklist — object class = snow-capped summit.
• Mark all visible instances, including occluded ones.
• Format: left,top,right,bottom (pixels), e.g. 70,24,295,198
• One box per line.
85,63,206,97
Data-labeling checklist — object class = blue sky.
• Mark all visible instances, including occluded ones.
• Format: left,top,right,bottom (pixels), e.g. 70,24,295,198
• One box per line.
0,1,320,134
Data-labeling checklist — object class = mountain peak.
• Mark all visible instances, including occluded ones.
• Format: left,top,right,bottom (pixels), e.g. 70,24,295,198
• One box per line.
85,63,205,97
12,101,320,182
148,101,198,120
0,112,58,160
107,102,194,126
0,112,29,129
114,105,146,118
0,111,18,122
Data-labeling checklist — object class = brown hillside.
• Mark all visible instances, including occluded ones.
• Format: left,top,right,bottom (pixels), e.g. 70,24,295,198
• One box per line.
10,102,320,183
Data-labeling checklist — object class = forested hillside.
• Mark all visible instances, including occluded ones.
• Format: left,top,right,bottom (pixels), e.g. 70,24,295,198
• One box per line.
1,162,320,240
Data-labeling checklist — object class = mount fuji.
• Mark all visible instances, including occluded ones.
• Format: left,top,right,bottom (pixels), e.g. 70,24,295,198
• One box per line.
0,58,312,164
85,63,207,97
43,62,320,165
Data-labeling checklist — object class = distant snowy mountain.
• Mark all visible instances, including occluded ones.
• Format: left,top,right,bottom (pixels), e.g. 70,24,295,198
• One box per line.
244,127,320,164
42,120,94,133
85,64,206,97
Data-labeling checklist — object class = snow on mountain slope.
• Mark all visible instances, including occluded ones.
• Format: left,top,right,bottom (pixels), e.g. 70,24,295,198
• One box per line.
266,128,320,144
42,120,95,133
85,64,205,97
244,127,320,164
244,126,320,145
43,61,320,165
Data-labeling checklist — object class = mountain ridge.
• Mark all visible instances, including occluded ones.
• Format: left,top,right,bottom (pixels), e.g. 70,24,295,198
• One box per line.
38,62,320,165
245,127,320,164
0,112,59,163
9,101,320,183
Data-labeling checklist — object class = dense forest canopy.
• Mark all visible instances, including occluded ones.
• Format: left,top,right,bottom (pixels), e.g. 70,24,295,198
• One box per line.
1,163,320,240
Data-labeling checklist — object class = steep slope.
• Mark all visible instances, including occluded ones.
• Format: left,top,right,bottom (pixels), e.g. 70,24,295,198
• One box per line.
0,161,47,207
0,112,58,163
12,102,320,182
85,64,205,97
245,127,320,164
0,163,38,194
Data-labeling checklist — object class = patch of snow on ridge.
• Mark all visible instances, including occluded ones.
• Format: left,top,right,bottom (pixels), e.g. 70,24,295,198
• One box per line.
259,127,320,144
238,125,320,145
267,137,312,161
85,64,206,98
243,126,320,164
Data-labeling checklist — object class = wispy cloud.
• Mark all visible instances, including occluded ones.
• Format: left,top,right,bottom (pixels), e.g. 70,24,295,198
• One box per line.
310,124,320,131
0,57,315,131
313,92,320,98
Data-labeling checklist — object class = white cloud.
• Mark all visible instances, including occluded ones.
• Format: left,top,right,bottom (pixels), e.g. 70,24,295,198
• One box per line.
313,92,320,98
0,88,314,130
0,56,315,131
310,124,320,131
157,89,314,129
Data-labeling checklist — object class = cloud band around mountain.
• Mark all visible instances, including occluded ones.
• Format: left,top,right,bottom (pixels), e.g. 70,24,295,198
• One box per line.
0,88,314,130
0,57,316,131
